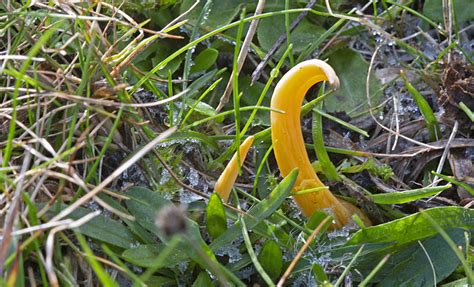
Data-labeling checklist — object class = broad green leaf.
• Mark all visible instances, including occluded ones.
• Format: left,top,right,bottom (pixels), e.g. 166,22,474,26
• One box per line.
326,48,382,115
240,76,273,127
257,14,325,56
353,229,467,286
305,210,332,233
369,184,452,204
312,263,330,285
44,205,137,249
152,45,184,78
347,207,474,246
378,230,466,286
125,187,219,270
206,193,228,240
121,244,187,267
126,186,170,236
187,69,221,97
190,48,219,74
97,193,156,244
210,169,298,251
257,240,283,281
180,0,246,30
423,0,474,26
188,100,217,118
146,276,176,286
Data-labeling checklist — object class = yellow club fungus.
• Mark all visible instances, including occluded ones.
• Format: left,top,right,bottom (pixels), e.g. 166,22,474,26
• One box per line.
270,59,370,229
214,136,254,202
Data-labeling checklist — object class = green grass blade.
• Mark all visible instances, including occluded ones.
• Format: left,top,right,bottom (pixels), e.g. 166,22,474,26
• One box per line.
2,21,61,167
241,217,275,286
401,71,441,141
459,102,474,122
334,245,365,287
313,108,369,138
432,171,474,197
369,184,452,204
312,99,340,181
359,254,390,287
210,169,298,251
75,232,119,287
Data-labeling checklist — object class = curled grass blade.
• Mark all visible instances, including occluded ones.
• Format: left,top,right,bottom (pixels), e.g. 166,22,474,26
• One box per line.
432,171,474,197
401,71,440,141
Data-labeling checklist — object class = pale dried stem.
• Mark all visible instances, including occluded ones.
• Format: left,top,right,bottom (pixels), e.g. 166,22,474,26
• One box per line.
0,151,32,273
45,211,101,287
216,0,266,112
428,121,458,197
277,217,331,287
390,92,401,151
163,0,200,30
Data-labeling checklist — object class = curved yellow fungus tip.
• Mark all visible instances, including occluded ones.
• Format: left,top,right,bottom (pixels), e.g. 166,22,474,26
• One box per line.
214,136,254,202
270,59,371,229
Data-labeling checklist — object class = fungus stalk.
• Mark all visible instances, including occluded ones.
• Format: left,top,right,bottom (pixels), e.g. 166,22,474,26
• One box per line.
271,60,370,228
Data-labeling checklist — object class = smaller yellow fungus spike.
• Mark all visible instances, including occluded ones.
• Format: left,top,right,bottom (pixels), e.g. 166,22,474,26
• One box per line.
270,59,371,229
214,136,255,202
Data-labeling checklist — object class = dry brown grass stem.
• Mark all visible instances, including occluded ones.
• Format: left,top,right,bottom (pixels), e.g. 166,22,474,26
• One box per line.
0,151,32,273
429,121,459,193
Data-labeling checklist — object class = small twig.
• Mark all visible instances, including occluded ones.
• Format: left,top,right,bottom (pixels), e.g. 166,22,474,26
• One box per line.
418,241,437,284
163,0,200,31
216,0,266,112
428,121,458,200
390,92,400,151
251,0,317,84
277,217,330,287
464,200,474,209
324,0,334,15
